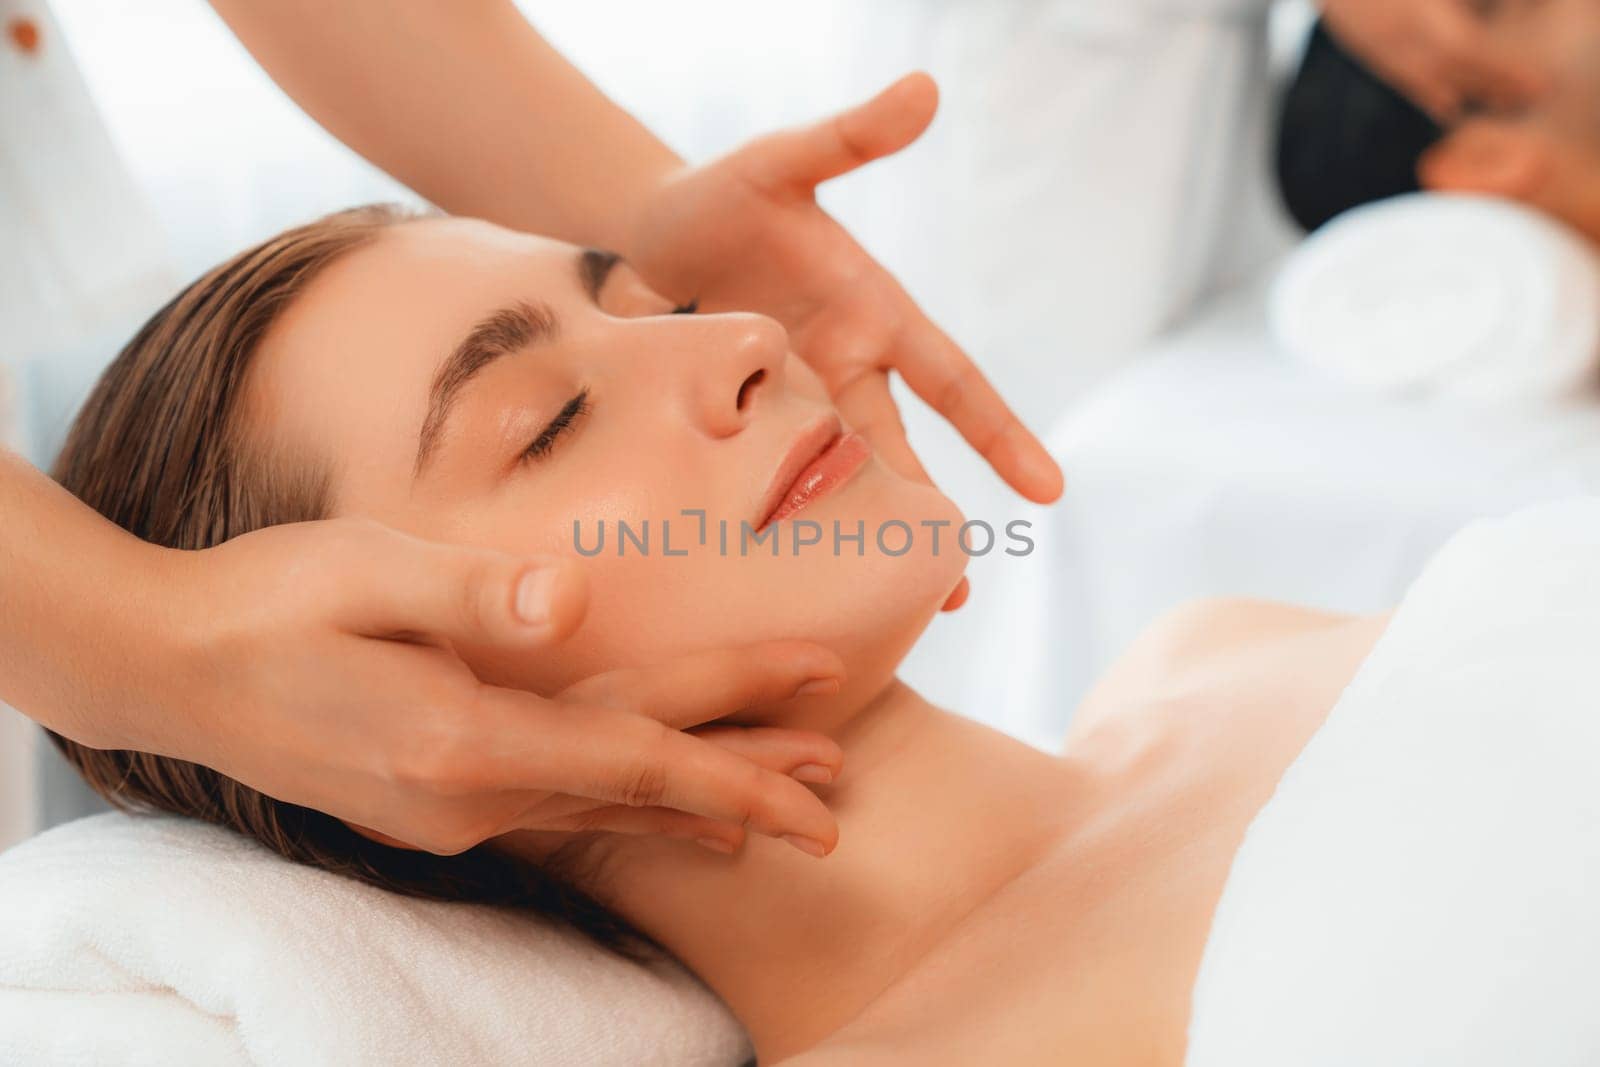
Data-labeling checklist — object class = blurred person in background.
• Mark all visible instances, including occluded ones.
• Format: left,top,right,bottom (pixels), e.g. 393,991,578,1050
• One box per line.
919,0,1542,427
894,0,1545,720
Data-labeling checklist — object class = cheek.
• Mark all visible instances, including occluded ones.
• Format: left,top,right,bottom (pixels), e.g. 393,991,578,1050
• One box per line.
564,466,968,688
446,437,967,695
451,460,736,691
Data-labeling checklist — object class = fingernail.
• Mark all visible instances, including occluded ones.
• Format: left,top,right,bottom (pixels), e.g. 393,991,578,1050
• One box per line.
790,763,834,785
515,567,556,628
696,836,737,855
782,834,828,858
794,678,840,699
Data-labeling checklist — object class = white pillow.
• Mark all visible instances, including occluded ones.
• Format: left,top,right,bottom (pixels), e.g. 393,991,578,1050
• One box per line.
1270,192,1600,404
0,813,750,1066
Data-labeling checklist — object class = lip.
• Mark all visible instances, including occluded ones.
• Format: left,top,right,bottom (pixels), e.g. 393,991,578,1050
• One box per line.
756,415,871,530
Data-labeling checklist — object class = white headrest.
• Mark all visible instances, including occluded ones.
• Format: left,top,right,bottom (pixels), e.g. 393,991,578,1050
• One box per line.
0,813,749,1066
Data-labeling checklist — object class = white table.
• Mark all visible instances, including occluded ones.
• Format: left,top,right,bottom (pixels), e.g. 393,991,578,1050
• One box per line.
983,274,1600,753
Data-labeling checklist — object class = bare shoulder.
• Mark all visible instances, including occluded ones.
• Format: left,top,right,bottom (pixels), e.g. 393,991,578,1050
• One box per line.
1087,597,1353,698
1139,597,1356,658
1067,598,1372,749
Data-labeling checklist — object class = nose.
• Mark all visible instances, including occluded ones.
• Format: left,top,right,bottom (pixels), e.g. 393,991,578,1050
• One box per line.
687,313,788,438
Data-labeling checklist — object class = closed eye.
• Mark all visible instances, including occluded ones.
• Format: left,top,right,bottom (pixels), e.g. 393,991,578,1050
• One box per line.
521,388,591,463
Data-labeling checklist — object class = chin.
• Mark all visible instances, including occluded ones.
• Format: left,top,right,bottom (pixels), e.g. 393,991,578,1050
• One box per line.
707,481,967,727
667,472,966,689
803,477,968,684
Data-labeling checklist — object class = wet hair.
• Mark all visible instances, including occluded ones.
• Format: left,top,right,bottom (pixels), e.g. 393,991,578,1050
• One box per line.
47,204,656,960
1276,19,1447,232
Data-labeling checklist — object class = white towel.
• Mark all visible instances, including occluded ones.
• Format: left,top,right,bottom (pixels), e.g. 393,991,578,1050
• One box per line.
1270,193,1600,404
0,813,750,1066
1188,496,1600,1065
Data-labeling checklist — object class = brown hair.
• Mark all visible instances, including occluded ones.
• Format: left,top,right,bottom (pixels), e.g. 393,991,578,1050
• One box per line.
47,204,653,959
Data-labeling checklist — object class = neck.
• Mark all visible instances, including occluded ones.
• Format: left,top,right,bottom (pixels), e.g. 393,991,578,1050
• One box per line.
508,678,1075,1062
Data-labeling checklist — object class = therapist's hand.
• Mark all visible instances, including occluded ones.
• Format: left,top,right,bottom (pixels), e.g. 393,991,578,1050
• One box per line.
144,519,846,858
1320,0,1546,122
626,73,1066,610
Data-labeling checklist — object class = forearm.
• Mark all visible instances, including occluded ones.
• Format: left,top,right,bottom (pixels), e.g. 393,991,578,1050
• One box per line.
207,0,682,253
0,448,177,751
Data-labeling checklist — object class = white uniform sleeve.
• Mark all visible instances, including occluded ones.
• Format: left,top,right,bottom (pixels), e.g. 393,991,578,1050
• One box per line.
918,0,1301,421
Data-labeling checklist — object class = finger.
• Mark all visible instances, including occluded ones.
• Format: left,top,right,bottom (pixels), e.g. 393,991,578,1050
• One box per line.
830,369,938,489
558,640,845,730
518,716,851,844
687,724,844,784
476,692,840,851
940,577,971,614
890,316,1064,504
336,526,588,647
542,803,749,853
525,720,844,832
597,723,844,850
740,71,939,193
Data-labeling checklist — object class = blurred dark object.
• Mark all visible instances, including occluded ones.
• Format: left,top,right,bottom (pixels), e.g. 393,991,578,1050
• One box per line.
1277,20,1446,232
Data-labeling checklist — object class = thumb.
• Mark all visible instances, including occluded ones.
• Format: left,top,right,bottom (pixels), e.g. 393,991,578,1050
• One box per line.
743,71,939,192
332,525,589,647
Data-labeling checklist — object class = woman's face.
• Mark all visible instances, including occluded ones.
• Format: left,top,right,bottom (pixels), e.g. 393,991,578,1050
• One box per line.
248,216,967,701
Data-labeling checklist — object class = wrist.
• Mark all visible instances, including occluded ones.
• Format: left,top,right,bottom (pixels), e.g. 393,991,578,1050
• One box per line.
63,537,201,755
120,542,217,759
0,453,187,751
609,150,689,263
614,158,713,306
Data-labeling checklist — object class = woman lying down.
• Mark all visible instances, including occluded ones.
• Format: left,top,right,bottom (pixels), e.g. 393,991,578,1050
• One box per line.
49,206,1600,1066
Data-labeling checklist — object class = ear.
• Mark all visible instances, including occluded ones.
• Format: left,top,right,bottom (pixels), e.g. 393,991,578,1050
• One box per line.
1418,118,1553,197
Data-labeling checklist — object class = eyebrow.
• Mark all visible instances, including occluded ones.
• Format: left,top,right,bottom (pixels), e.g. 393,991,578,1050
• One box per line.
412,248,622,478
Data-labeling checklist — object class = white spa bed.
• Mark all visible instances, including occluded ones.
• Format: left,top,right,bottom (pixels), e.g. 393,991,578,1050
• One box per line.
980,269,1600,753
